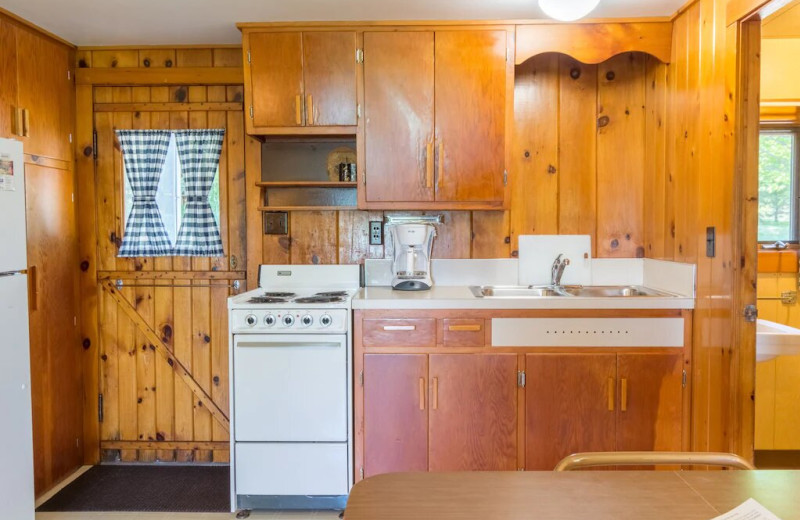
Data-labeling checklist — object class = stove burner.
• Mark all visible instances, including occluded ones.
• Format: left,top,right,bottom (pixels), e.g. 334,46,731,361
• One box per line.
248,296,290,304
315,291,349,297
262,292,296,298
294,296,345,304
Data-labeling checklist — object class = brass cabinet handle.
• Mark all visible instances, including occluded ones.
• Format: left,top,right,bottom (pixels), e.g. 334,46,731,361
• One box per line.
437,140,444,188
22,108,30,137
295,95,302,125
306,94,314,125
432,377,439,410
425,139,433,189
383,325,415,331
419,377,426,410
621,378,628,412
607,377,615,411
13,107,23,137
448,324,481,332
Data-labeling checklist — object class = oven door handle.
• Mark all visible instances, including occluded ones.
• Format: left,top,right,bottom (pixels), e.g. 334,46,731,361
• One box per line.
235,341,343,348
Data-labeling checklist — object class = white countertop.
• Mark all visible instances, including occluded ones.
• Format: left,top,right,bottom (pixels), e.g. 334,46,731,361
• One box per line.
353,286,695,310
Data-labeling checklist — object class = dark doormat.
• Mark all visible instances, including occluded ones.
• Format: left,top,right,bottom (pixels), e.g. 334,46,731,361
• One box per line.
36,465,230,512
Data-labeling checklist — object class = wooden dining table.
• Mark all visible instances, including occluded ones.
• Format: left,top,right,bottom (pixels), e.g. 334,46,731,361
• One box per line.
343,470,800,519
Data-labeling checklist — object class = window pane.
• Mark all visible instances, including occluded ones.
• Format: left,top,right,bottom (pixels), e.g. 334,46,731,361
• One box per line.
758,132,796,242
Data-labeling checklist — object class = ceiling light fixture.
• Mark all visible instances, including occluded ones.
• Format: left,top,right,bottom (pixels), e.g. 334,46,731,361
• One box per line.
538,0,601,21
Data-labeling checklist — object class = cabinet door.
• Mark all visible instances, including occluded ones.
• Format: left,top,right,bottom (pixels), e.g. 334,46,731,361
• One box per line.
0,19,18,139
16,27,73,160
363,31,435,203
616,353,683,452
429,354,517,471
363,354,428,477
248,32,304,127
525,354,617,470
303,32,357,126
434,30,507,203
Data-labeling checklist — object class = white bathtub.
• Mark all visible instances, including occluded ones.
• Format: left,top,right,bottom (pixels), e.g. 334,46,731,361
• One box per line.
757,319,800,362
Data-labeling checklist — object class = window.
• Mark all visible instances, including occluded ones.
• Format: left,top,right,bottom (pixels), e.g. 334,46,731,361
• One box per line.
122,133,221,248
758,128,799,242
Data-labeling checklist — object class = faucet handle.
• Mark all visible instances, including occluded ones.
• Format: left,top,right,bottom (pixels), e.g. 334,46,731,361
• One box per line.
563,258,570,266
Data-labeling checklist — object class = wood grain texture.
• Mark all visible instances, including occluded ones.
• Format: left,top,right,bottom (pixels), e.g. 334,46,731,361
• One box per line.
525,354,617,470
363,354,428,477
428,354,518,471
302,32,357,126
0,18,17,138
247,32,303,127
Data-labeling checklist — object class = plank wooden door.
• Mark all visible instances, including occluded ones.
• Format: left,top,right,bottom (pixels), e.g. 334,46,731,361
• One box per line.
25,164,82,495
433,30,507,203
15,26,73,161
363,31,435,203
616,353,683,452
0,18,17,139
428,354,517,471
363,354,428,477
248,32,304,127
525,354,617,471
303,32,357,126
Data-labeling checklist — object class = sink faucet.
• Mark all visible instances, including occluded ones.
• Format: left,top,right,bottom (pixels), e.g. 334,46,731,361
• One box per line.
551,254,570,286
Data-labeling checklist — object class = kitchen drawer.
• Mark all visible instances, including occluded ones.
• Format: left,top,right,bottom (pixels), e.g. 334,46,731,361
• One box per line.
362,318,436,348
441,318,486,347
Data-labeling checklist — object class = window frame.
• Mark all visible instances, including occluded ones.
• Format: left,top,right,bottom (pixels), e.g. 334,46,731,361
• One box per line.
757,125,800,244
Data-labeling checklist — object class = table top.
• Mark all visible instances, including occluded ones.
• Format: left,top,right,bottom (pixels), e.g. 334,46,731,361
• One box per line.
344,471,800,520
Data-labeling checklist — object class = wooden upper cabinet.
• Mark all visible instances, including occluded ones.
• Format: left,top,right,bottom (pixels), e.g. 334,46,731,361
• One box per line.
363,354,429,477
615,353,683,452
363,31,435,203
428,354,517,471
245,30,357,132
0,19,18,140
14,26,73,161
434,30,507,203
525,354,617,471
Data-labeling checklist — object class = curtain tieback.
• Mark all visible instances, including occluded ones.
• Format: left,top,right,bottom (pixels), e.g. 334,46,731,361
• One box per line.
132,197,157,203
184,196,208,203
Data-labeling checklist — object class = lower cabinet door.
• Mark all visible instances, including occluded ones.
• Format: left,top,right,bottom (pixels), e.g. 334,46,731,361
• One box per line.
363,354,428,477
616,353,683,453
428,354,518,471
525,354,617,470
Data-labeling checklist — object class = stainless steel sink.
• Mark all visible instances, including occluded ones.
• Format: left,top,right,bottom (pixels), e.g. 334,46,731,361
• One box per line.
469,285,677,298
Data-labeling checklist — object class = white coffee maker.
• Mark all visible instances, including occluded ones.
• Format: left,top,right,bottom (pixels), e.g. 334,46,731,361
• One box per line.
388,222,436,291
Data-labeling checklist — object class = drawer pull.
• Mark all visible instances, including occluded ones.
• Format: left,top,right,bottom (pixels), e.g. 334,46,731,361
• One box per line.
306,94,314,125
383,325,416,331
419,377,425,410
607,377,615,411
448,324,481,332
621,378,628,412
295,94,303,125
425,139,433,189
432,377,438,410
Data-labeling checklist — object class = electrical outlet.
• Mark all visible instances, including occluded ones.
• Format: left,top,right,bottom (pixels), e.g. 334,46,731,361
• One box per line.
264,212,288,235
369,221,383,245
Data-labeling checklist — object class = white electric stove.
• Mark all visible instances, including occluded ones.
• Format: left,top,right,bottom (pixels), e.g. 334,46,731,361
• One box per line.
228,265,359,513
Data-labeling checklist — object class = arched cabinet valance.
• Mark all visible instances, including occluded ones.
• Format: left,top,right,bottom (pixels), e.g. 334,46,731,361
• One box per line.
515,22,673,65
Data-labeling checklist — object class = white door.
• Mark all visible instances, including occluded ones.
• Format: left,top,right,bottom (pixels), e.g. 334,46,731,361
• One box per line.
233,334,348,442
0,274,34,520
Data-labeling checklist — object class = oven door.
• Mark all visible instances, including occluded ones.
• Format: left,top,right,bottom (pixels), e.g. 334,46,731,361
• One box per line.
233,333,348,442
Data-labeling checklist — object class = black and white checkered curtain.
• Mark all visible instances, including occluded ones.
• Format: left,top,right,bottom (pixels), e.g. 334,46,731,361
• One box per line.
116,130,173,257
173,129,225,256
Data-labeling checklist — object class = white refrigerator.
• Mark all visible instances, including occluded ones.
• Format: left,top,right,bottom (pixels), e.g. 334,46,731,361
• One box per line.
0,137,35,520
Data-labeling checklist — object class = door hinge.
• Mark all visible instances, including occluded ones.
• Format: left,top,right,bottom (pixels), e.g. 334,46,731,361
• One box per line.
506,47,511,63
68,133,73,144
517,370,526,388
92,129,98,160
503,170,508,186
359,369,363,387
249,105,254,119
357,103,361,119
356,48,364,64
781,291,797,305
98,393,104,423
67,69,71,80
359,466,364,479
247,50,251,64
682,370,687,388
743,304,758,322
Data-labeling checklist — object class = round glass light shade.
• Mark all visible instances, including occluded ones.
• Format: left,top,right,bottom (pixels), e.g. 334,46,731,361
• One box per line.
538,0,601,21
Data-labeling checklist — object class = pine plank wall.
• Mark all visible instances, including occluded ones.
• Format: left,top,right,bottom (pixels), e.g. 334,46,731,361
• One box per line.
78,0,743,464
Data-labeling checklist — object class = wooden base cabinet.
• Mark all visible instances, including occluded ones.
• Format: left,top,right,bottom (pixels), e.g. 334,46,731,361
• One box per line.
363,353,517,477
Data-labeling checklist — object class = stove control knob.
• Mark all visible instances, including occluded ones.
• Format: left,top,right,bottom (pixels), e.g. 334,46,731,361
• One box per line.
282,314,295,327
264,314,276,327
320,314,333,328
301,314,313,327
244,314,257,327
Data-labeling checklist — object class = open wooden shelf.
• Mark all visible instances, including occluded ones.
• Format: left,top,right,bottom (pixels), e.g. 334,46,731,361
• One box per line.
256,181,357,188
258,205,357,212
